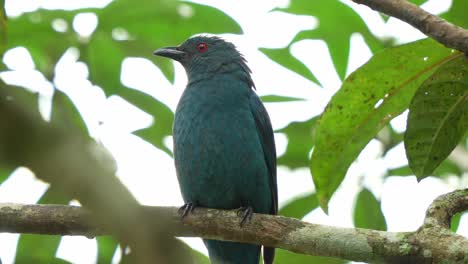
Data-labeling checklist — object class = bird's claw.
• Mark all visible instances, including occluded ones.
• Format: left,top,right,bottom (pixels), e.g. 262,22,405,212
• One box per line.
237,206,253,227
179,202,196,220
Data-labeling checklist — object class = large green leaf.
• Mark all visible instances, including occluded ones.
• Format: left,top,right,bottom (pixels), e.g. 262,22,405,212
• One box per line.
263,0,383,82
405,55,468,179
353,188,387,231
311,38,455,211
275,249,346,264
277,117,318,169
279,192,318,219
118,88,174,155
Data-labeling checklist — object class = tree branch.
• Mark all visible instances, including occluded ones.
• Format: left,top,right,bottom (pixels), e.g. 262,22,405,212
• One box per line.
1,189,466,263
352,0,468,53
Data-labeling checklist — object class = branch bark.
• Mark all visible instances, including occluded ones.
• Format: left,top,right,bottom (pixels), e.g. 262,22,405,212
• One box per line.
1,189,466,264
352,0,468,53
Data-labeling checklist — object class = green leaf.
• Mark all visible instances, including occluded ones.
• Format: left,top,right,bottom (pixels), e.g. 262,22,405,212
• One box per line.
387,158,464,178
277,117,318,169
451,213,463,233
260,94,305,103
279,192,318,219
275,249,346,264
259,47,320,85
9,0,241,92
441,0,468,29
8,9,77,79
354,188,387,231
376,125,404,155
0,166,13,185
311,38,455,211
96,236,119,264
15,187,72,263
0,0,7,60
405,55,468,179
269,0,383,81
87,0,241,94
118,88,174,155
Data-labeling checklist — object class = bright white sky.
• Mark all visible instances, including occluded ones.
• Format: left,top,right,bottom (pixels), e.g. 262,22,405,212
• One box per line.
0,0,466,263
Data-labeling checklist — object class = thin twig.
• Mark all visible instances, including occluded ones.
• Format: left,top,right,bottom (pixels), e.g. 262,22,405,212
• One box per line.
352,0,468,53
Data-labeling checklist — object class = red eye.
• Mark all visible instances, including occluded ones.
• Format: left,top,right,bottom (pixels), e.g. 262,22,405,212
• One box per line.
196,43,208,53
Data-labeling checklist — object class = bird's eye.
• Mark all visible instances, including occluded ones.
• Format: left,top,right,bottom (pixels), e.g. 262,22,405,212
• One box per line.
196,43,208,53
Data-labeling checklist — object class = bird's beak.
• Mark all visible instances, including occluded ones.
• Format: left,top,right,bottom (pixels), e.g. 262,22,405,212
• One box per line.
153,46,186,61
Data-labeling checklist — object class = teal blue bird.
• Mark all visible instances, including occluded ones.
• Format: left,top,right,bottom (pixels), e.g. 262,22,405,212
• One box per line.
154,36,277,264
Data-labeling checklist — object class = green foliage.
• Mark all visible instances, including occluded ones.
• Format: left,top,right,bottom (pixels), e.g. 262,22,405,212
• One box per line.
119,88,174,155
311,38,454,211
279,192,318,219
275,249,346,264
451,213,464,233
442,0,468,29
354,188,387,231
260,94,305,103
405,55,468,179
387,159,464,178
96,236,119,264
263,0,383,82
259,47,320,85
4,0,468,262
277,117,318,169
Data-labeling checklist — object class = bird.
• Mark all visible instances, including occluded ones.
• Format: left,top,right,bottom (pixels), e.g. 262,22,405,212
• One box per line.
153,36,277,264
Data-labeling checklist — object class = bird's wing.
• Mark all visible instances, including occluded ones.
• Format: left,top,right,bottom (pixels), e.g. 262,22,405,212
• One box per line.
249,92,278,215
250,92,277,264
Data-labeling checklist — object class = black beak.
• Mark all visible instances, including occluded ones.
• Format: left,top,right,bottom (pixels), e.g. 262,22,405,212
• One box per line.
153,46,185,61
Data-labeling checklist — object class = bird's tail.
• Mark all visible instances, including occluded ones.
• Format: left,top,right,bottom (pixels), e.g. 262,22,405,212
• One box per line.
263,247,275,264
204,239,261,264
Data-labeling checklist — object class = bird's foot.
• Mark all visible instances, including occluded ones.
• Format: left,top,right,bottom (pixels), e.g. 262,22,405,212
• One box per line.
179,202,196,220
237,206,254,227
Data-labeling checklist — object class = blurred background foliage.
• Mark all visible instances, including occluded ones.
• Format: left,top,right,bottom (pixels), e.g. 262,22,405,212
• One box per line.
0,0,467,263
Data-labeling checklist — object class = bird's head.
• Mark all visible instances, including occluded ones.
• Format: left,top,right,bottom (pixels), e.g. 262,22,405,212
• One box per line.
153,36,254,87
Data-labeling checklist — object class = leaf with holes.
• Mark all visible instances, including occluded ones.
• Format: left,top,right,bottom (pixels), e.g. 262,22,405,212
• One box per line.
354,188,387,231
405,56,468,179
311,38,455,212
